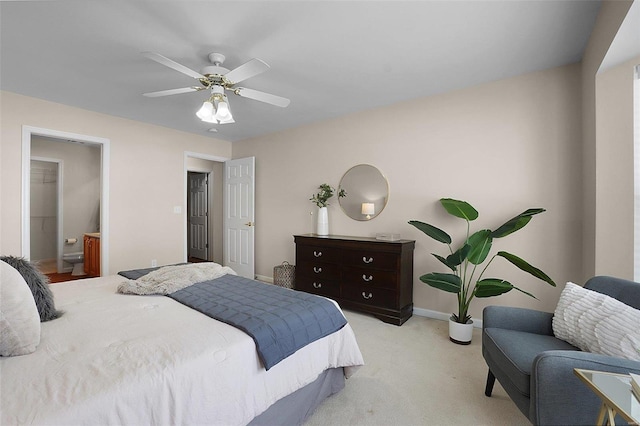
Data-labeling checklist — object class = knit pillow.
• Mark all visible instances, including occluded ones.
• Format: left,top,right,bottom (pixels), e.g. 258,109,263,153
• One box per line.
553,282,640,360
1,260,41,356
0,256,63,322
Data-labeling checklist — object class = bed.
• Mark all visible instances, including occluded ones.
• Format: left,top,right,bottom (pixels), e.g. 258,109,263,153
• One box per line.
0,266,364,425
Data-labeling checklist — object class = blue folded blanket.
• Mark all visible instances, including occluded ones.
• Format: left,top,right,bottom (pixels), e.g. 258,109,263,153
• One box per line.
167,274,347,370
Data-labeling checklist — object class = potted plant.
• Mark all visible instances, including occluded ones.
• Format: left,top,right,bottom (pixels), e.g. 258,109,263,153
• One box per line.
310,184,346,236
409,198,556,344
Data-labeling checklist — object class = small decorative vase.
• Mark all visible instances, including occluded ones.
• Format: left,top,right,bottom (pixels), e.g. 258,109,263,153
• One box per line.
317,206,329,236
449,316,474,345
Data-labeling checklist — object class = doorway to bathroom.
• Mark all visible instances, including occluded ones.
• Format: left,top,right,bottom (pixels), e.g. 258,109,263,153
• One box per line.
22,126,110,282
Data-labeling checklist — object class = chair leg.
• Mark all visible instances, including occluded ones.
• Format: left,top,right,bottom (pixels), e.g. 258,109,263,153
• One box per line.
485,369,496,397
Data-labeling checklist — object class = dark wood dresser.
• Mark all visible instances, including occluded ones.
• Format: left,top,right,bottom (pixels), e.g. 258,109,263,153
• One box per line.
294,234,415,325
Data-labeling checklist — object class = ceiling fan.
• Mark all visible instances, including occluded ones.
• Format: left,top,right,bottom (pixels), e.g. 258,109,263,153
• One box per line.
142,51,290,124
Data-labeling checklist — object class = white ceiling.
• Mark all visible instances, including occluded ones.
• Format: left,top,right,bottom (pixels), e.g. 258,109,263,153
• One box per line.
0,1,602,142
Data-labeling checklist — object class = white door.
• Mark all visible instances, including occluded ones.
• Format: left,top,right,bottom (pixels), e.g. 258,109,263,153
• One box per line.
188,172,208,260
223,157,255,278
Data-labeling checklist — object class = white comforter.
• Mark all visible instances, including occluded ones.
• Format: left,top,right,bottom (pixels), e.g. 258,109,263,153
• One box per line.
0,275,364,425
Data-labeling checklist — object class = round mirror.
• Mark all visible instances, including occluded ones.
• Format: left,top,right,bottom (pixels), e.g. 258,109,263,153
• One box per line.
338,164,389,221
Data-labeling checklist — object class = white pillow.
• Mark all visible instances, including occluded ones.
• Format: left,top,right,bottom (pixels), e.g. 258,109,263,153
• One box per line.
553,282,640,361
0,260,41,356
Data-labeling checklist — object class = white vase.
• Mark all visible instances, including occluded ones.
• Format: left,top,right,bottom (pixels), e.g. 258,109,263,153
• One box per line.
449,316,474,345
317,206,329,236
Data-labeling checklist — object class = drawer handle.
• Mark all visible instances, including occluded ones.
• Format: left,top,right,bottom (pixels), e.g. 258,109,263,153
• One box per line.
313,267,322,273
362,292,373,300
362,256,374,264
362,274,373,282
313,282,322,289
314,251,323,258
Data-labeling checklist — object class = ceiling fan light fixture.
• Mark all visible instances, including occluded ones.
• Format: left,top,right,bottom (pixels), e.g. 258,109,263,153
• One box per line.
201,115,218,124
143,51,290,128
214,99,231,121
217,115,235,125
196,100,214,121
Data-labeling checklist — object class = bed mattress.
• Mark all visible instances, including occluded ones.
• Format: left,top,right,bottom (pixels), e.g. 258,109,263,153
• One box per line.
0,274,364,425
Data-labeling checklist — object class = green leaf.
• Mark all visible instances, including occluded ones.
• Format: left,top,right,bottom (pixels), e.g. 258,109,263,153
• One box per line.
432,253,457,272
420,273,462,293
439,198,478,221
520,208,547,217
475,278,539,299
496,251,556,287
446,244,471,267
408,220,451,244
474,279,514,297
466,230,492,265
491,208,546,238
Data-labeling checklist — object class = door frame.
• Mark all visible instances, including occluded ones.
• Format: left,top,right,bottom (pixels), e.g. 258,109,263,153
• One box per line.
183,151,229,263
30,156,64,273
21,125,110,275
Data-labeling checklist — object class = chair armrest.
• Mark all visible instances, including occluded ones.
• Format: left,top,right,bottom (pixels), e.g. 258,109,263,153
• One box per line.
483,305,554,335
530,350,640,426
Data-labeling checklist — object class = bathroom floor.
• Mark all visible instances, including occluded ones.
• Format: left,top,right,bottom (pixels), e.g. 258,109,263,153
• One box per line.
34,259,87,284
46,271,87,283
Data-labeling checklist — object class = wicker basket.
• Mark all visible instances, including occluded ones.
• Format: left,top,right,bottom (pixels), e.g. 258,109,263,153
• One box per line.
273,261,295,289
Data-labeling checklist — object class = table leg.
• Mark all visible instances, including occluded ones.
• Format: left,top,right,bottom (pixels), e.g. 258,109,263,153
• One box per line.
606,405,617,425
597,403,607,425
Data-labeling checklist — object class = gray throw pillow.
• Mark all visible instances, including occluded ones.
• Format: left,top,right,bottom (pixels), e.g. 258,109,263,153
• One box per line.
0,256,63,322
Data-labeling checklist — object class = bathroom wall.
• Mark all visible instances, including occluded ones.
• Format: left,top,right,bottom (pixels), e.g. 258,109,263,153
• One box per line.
31,137,101,259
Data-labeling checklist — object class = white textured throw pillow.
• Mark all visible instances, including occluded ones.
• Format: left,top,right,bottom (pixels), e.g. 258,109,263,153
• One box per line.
0,260,41,356
553,282,640,360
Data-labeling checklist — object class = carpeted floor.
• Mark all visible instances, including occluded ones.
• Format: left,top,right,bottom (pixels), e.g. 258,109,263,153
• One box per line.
305,310,528,426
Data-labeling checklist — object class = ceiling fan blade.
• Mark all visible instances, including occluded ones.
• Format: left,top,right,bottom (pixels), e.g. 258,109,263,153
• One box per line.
143,87,203,97
142,51,205,79
224,58,270,84
235,87,290,107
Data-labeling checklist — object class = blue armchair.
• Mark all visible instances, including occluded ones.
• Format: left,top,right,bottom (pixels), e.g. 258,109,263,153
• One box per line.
482,276,640,425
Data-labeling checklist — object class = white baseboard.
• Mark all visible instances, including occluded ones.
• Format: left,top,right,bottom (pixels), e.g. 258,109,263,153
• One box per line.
255,274,273,284
412,307,483,329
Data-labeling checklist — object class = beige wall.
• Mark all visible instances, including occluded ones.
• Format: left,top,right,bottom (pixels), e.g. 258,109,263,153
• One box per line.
233,63,583,318
594,55,640,278
581,0,634,281
0,91,232,273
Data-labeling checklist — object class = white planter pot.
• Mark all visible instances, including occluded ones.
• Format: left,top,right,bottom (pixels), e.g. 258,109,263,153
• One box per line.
449,317,474,345
317,207,329,236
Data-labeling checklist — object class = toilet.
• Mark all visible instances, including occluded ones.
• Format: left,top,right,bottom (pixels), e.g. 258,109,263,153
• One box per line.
63,252,86,276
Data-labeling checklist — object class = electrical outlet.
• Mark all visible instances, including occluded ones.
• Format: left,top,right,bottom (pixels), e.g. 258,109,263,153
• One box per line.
151,259,157,267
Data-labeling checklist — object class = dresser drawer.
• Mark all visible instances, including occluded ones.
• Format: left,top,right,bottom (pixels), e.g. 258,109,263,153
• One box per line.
297,261,341,280
296,245,342,263
296,261,340,280
295,277,341,298
342,266,397,290
342,285,397,309
344,250,398,270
